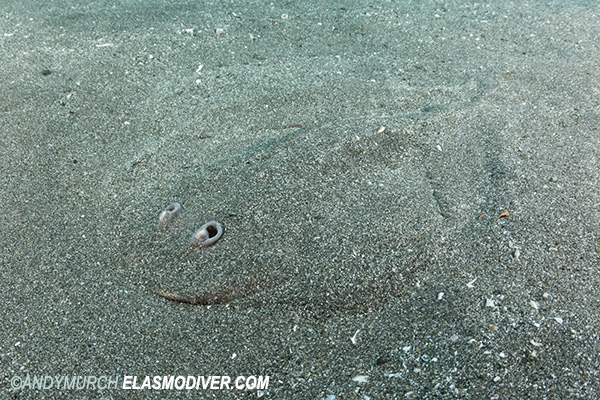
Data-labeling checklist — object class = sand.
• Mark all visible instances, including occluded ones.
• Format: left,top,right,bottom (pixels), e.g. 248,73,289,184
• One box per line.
1,0,599,398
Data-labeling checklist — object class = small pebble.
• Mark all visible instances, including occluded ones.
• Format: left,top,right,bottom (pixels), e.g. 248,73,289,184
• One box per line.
375,357,390,366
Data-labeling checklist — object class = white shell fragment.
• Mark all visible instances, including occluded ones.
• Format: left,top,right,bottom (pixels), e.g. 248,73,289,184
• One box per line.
350,329,360,345
529,300,539,310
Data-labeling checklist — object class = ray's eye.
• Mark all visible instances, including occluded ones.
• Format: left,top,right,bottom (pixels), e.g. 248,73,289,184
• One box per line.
191,221,223,248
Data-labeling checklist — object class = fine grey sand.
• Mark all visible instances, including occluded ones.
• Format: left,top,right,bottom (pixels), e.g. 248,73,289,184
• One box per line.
1,0,599,398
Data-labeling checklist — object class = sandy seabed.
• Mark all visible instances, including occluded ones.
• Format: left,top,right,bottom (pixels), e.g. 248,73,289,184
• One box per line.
1,0,599,398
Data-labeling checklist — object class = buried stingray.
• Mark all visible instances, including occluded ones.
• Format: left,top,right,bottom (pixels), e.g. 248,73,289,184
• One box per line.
126,202,430,318
116,198,424,317
150,203,268,305
113,129,446,317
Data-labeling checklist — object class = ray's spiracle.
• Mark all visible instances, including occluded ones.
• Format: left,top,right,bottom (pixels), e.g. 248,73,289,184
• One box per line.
158,202,182,225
